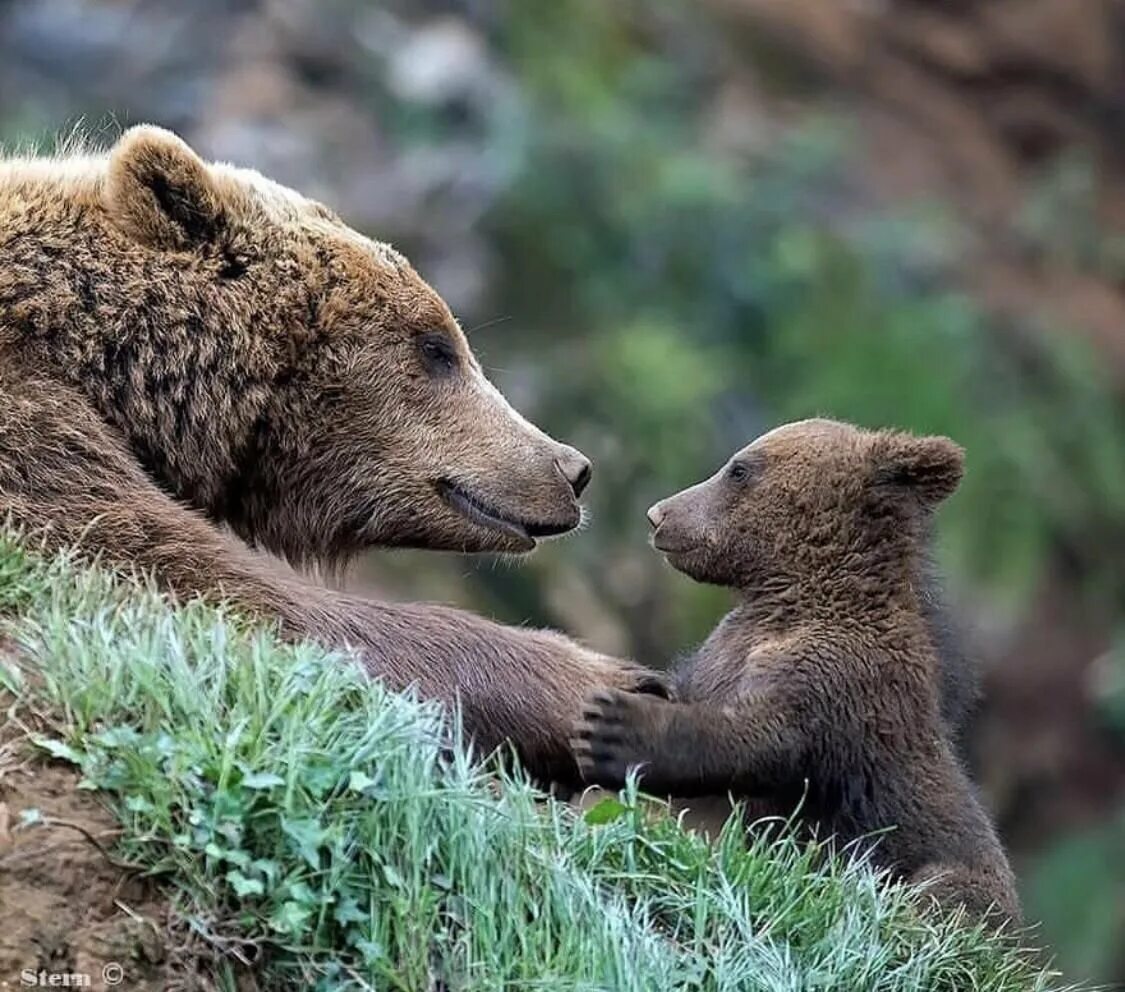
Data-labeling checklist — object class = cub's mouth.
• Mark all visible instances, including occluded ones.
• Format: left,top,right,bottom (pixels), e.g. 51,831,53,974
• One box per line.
436,480,577,548
650,529,700,556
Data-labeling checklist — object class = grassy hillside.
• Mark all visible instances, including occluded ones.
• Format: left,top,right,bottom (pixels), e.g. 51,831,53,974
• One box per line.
0,534,1073,991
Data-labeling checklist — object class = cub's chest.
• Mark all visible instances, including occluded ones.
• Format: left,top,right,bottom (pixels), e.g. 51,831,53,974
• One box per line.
674,616,794,703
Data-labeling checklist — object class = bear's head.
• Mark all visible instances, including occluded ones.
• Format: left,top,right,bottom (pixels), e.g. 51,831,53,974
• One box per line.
645,419,964,590
86,126,592,563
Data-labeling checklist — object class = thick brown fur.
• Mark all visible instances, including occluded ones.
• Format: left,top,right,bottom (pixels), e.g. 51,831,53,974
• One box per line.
573,419,1020,922
0,126,667,784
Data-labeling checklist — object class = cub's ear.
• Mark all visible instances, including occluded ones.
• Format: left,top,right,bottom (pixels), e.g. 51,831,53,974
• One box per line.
103,125,226,250
872,432,965,505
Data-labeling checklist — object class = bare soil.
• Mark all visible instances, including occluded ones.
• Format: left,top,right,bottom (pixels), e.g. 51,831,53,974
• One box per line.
0,714,171,992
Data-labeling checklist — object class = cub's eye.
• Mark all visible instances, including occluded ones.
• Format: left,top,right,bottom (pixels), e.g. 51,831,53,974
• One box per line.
417,332,459,377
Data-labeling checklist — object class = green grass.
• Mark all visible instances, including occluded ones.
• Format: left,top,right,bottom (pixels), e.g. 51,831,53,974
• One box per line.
0,533,1075,991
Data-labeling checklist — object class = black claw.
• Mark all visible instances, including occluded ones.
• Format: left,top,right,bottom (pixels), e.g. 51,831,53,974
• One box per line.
635,676,671,699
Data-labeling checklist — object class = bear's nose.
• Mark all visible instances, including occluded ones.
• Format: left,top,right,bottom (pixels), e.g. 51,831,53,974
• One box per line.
646,502,666,530
556,449,593,498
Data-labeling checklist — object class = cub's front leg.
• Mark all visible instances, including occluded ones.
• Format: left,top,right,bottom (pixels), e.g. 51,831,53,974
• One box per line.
572,688,806,797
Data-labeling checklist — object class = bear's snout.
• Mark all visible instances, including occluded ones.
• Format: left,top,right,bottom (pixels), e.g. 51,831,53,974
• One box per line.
556,447,592,498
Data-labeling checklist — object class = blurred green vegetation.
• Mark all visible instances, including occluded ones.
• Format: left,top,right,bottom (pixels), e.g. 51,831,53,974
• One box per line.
380,0,1125,630
1024,633,1125,980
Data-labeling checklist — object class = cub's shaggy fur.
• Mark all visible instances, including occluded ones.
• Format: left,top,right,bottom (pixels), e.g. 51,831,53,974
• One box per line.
574,419,1019,921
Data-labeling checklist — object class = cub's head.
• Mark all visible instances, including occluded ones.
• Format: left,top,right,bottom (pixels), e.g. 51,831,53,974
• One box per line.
97,126,590,563
646,419,964,588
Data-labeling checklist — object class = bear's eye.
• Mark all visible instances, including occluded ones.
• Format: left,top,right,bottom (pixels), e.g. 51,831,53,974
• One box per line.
417,332,460,377
727,461,756,484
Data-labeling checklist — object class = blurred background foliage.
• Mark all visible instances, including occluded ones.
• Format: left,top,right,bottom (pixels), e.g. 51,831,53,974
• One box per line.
1,0,1122,981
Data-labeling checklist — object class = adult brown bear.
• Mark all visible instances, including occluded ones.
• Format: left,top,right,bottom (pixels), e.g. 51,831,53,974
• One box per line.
0,125,665,782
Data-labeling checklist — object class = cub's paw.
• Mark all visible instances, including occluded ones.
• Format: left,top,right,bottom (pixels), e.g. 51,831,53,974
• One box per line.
611,663,673,700
571,689,667,787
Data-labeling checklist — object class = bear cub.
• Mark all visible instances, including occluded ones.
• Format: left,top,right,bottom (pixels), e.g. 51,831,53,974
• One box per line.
573,419,1020,922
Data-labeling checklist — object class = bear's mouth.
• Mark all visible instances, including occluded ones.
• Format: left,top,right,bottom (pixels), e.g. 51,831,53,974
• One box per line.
436,480,576,547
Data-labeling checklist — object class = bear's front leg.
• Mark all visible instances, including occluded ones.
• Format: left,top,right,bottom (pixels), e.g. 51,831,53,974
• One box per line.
327,605,671,784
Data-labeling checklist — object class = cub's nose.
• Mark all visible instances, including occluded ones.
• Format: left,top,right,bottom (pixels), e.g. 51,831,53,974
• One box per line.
556,448,593,498
646,502,666,529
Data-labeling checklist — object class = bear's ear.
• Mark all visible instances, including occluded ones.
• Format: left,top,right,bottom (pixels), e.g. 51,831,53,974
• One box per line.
103,125,226,250
872,433,965,505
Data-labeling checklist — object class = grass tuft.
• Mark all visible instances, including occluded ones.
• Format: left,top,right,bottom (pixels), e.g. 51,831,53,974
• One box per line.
0,533,1076,990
